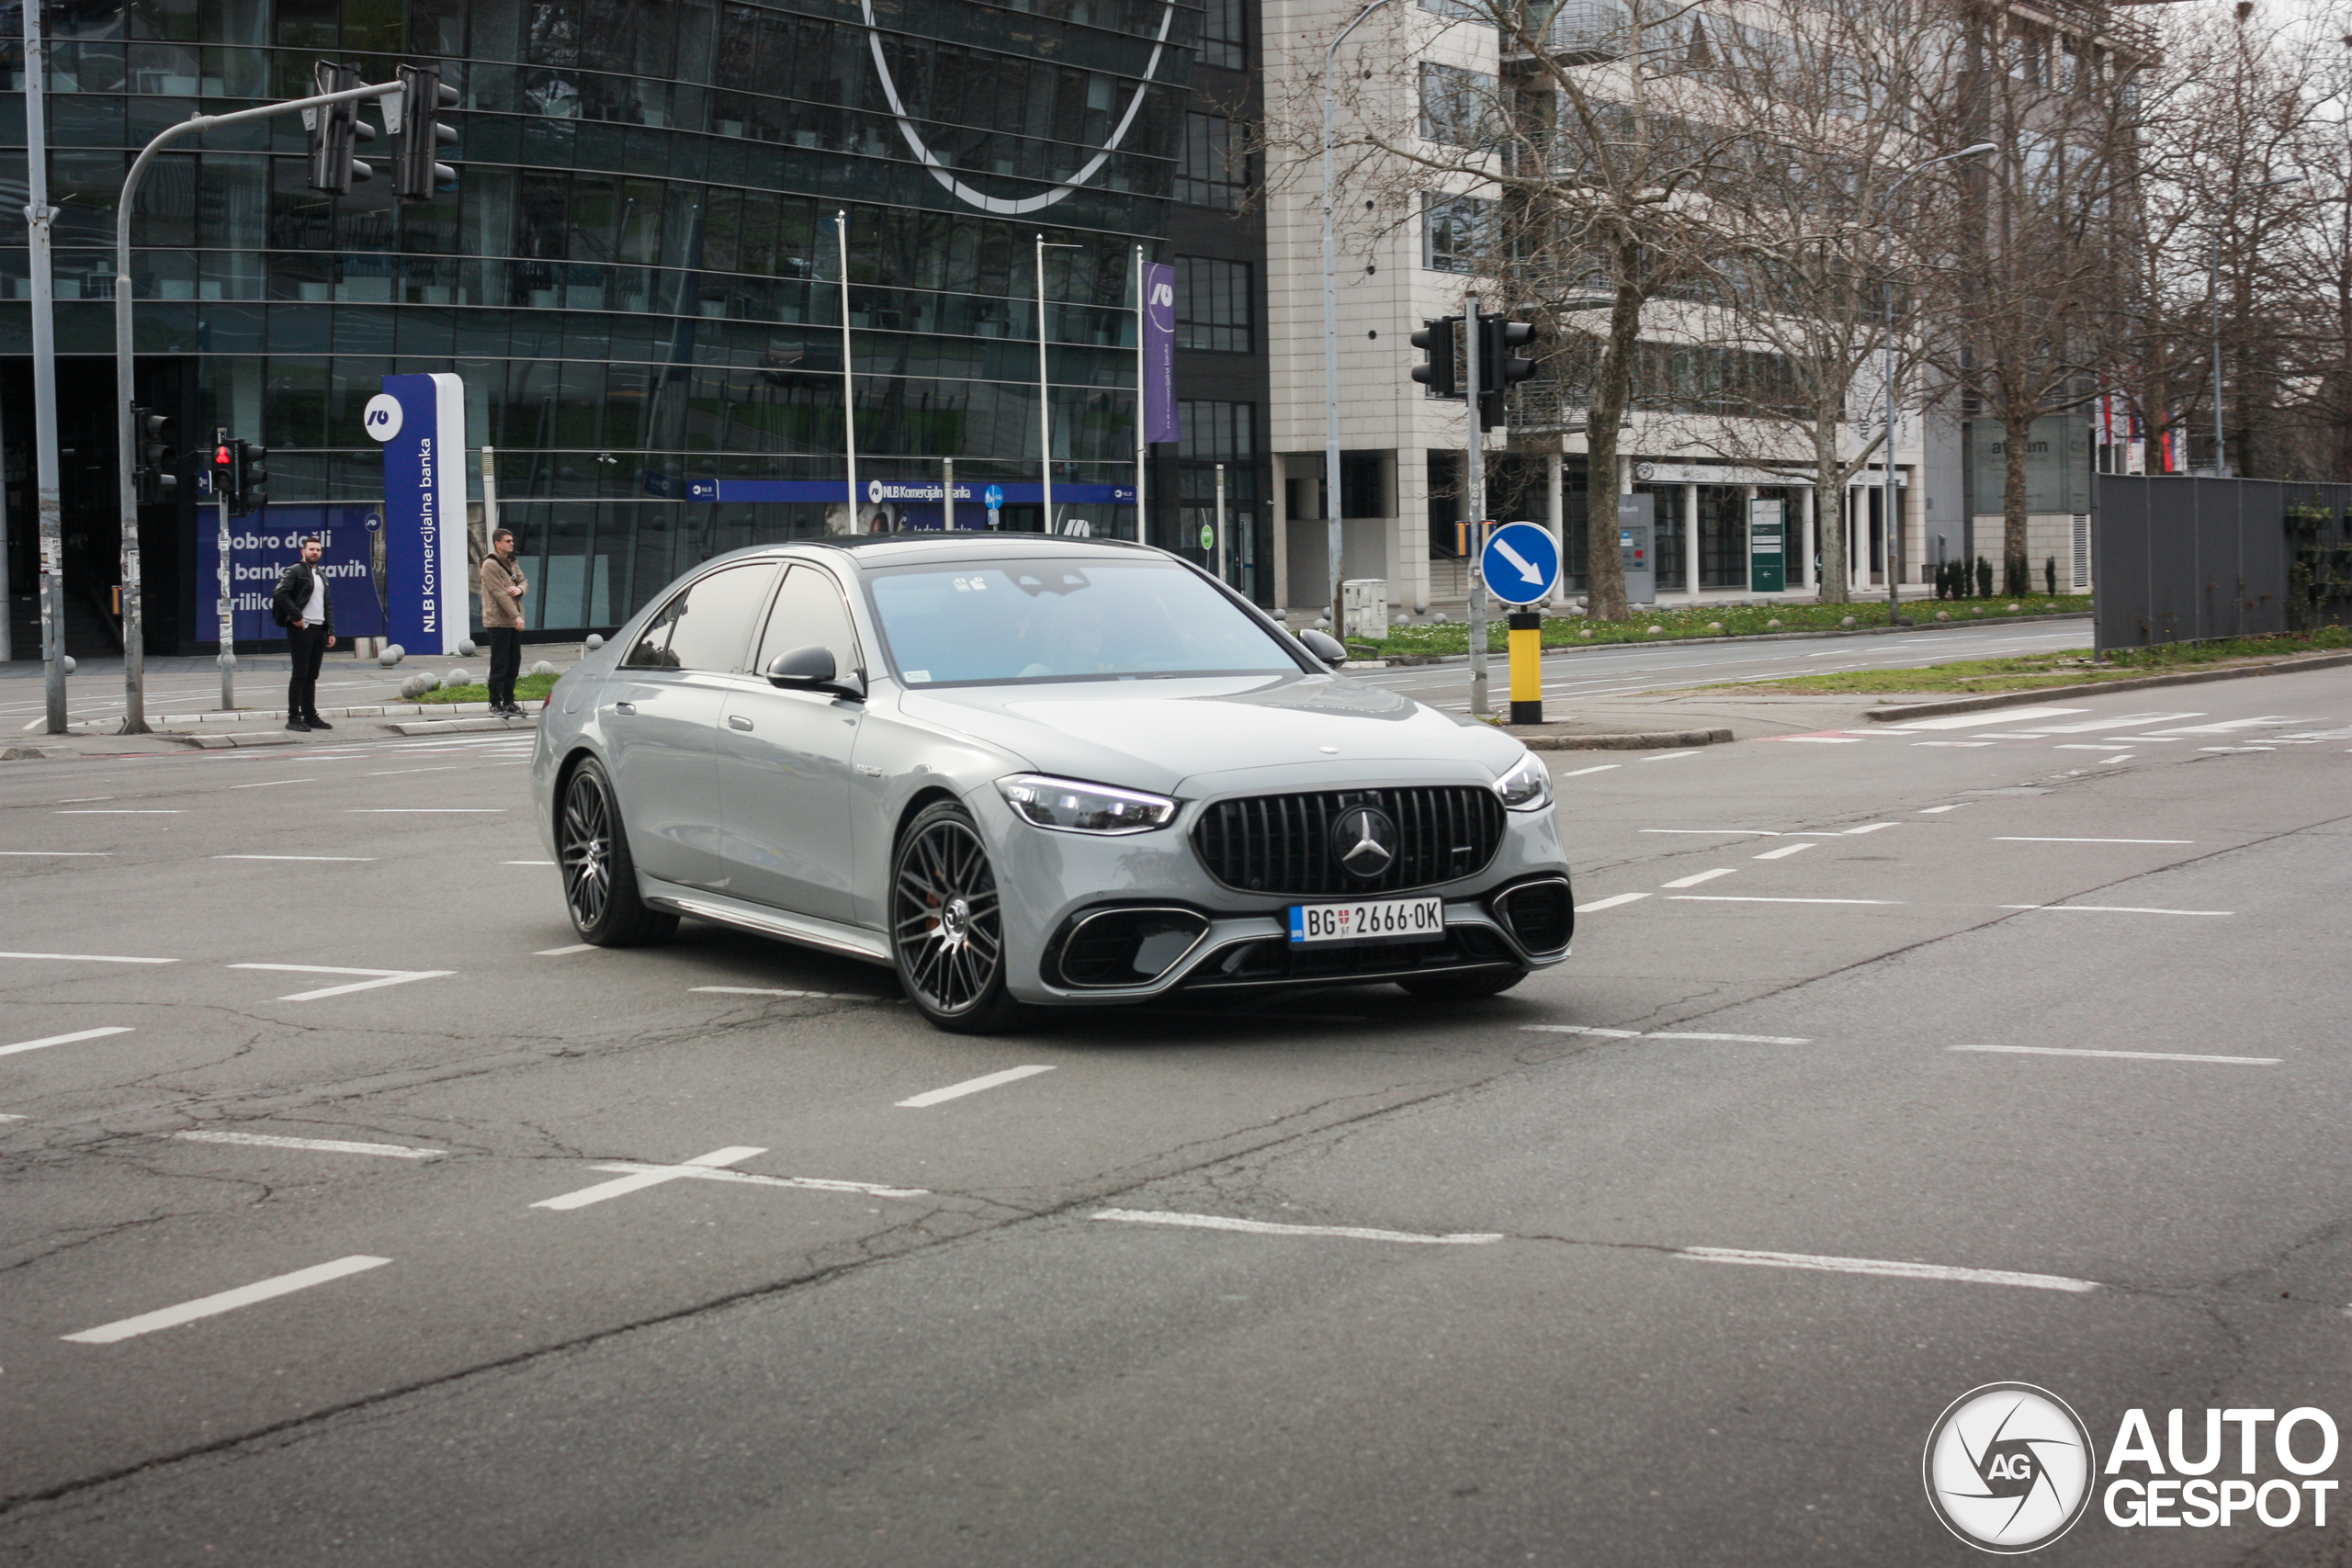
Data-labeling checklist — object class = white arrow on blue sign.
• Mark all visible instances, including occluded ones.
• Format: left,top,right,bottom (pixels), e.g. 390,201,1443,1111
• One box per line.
983,484,1005,513
1480,521,1561,605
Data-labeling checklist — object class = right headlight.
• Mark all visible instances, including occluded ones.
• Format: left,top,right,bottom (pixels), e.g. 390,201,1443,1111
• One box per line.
997,774,1180,834
1493,750,1553,812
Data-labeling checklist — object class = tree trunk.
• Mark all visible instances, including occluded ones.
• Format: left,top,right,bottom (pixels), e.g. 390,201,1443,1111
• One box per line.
1815,420,1849,604
1580,276,1643,620
2002,408,2032,593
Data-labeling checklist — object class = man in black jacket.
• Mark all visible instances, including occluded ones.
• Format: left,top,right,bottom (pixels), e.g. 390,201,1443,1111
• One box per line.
271,537,336,732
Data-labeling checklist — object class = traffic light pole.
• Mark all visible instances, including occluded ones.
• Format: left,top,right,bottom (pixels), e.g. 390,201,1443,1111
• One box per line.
111,76,399,734
26,0,68,733
1464,295,1489,718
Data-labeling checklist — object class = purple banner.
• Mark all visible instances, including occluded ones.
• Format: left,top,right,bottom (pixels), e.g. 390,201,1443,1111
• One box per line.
1142,261,1180,446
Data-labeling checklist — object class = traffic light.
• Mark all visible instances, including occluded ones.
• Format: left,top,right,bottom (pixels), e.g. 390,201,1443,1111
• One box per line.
1476,317,1537,429
304,62,377,195
390,63,459,200
235,441,269,516
131,406,176,505
1411,316,1462,399
210,437,241,513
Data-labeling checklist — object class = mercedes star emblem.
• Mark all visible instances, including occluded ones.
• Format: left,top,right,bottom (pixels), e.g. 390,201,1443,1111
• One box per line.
1332,807,1397,878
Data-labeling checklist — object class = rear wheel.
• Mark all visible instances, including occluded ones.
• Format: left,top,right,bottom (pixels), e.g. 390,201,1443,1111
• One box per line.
890,802,1033,1034
559,758,678,947
1396,967,1526,1000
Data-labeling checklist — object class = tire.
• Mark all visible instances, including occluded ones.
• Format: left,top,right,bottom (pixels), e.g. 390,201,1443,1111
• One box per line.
1396,966,1527,1000
889,801,1034,1035
558,757,678,947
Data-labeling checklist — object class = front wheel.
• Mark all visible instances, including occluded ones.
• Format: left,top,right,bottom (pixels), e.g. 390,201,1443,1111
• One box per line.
558,758,678,947
1396,967,1526,1000
890,801,1034,1035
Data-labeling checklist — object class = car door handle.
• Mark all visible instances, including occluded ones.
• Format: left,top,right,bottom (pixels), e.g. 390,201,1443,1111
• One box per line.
613,701,637,716
728,715,753,731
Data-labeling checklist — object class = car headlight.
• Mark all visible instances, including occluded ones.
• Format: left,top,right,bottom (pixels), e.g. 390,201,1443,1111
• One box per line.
1493,751,1553,812
997,774,1180,834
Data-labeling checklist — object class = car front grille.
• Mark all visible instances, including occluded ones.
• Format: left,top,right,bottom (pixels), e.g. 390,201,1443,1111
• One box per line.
1190,785,1507,897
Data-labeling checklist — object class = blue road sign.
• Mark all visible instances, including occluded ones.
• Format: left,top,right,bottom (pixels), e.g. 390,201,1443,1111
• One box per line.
1480,521,1561,605
983,484,1005,514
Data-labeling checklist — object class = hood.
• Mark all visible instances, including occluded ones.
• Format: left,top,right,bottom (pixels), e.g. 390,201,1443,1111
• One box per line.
896,673,1527,796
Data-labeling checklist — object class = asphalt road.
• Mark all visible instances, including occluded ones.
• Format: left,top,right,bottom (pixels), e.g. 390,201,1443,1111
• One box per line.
0,661,2345,1567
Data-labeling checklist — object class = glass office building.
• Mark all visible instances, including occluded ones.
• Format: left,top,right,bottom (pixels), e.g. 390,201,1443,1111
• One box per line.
0,0,1201,649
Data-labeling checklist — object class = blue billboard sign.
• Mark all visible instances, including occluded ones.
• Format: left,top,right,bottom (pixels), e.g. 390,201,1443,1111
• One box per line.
193,505,391,647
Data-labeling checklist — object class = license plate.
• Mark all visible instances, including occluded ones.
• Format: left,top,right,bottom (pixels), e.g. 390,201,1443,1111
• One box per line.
1288,896,1445,945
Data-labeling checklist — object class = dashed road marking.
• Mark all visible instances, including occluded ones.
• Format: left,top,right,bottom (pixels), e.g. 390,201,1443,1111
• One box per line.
1993,837,2192,845
1572,892,1648,913
1557,764,1620,777
1996,905,2232,917
62,1256,394,1343
228,964,455,1000
175,1131,448,1157
532,1146,928,1210
214,854,379,863
1522,1025,1812,1044
0,951,177,964
1948,1044,2278,1066
1660,868,1736,888
1670,895,1902,906
1754,843,1815,860
692,986,895,1002
898,1065,1057,1108
229,778,314,789
1643,750,1702,761
535,944,595,956
56,809,181,815
346,808,506,814
1677,1246,2098,1293
0,851,111,857
0,1026,135,1058
1092,1210,1502,1245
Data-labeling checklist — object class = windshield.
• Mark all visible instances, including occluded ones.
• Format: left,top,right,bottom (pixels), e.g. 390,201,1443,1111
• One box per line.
866,559,1304,686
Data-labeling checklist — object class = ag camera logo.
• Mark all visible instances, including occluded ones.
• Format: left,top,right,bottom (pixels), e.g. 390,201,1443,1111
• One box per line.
1924,1383,2096,1553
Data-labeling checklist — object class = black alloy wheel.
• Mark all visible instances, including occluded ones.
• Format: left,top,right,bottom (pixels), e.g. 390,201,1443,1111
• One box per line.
558,758,677,947
890,802,1032,1034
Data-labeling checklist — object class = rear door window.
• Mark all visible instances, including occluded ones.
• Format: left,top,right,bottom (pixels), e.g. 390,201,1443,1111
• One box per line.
625,563,778,672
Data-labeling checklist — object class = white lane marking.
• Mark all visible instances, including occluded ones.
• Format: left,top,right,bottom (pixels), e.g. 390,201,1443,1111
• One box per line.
2144,715,2301,735
1521,1025,1810,1044
1948,1045,2278,1066
62,1256,394,1343
0,1114,24,1122
2099,754,2135,764
1993,837,2193,845
1844,822,1897,834
1996,905,2232,917
56,809,181,815
229,778,315,789
1092,1210,1503,1245
1754,843,1815,860
1557,764,1621,777
1903,706,2091,730
1648,1031,1811,1044
504,860,557,866
1643,750,1702,761
535,943,595,956
1780,736,1862,744
0,851,111,856
227,964,455,1000
1660,868,1736,888
2199,746,2272,754
1914,740,1996,747
692,985,891,1002
534,1145,766,1210
214,854,380,863
1678,1246,2098,1294
2054,743,2137,750
1918,805,1966,813
1671,896,1903,905
367,767,458,776
346,808,506,814
1573,892,1649,913
58,796,113,802
1640,828,1781,836
898,1065,1057,1108
0,1026,135,1058
2014,712,2203,734
0,951,177,964
174,1131,447,1157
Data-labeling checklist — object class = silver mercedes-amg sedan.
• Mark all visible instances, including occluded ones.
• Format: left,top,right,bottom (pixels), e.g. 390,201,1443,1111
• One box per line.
531,534,1573,1032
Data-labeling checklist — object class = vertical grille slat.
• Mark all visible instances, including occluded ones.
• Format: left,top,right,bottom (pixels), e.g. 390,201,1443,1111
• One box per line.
1193,786,1506,897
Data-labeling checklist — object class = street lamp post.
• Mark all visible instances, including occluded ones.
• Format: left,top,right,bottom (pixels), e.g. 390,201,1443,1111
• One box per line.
2210,175,2303,477
1323,0,1395,634
837,210,859,530
1883,143,1996,623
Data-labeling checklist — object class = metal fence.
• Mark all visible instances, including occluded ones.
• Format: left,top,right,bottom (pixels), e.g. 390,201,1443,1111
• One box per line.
2093,475,2352,649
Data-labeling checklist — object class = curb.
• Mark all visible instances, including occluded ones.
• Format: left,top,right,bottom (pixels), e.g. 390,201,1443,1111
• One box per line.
0,744,71,761
1862,652,2352,723
1508,727,1735,751
171,730,303,750
388,716,538,736
1369,611,2088,666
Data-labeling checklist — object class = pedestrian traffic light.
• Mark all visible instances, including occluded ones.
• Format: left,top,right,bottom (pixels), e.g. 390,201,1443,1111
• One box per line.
235,441,269,516
211,437,241,513
131,406,176,505
1411,316,1462,399
390,63,460,200
1476,317,1536,429
304,62,377,195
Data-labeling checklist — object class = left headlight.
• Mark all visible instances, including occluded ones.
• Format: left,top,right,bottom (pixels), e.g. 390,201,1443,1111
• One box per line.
997,774,1180,834
1493,751,1553,812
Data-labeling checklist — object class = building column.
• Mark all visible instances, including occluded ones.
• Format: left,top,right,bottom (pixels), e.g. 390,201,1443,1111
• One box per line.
1849,490,1864,592
1796,486,1814,589
1392,449,1430,614
1544,449,1564,607
1270,454,1291,613
1681,481,1699,598
1741,484,1756,592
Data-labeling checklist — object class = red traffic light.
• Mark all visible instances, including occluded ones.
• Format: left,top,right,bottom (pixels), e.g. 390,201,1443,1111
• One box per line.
214,444,233,466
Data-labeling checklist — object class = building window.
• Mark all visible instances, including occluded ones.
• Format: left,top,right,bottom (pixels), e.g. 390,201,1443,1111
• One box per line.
1340,451,1387,518
1423,192,1492,273
1174,256,1252,353
1198,0,1245,71
1178,400,1255,462
1419,62,1494,147
1177,113,1250,210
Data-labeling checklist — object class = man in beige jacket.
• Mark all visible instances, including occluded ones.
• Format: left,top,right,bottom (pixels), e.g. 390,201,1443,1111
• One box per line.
479,528,527,715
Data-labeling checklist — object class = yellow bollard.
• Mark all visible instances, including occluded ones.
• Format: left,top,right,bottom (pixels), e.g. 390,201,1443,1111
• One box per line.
1508,610,1542,725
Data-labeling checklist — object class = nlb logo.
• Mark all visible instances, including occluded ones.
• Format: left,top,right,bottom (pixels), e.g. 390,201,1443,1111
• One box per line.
1149,280,1174,308
1924,1383,2096,1553
362,393,403,443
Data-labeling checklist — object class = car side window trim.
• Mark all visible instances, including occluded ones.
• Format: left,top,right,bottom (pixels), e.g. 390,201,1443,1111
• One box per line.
752,561,866,684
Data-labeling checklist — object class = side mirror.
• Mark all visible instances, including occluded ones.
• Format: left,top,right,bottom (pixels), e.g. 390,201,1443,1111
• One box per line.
765,645,864,700
1298,627,1349,664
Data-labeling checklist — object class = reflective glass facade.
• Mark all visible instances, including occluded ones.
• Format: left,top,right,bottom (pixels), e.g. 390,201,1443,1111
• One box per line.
0,0,1198,646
